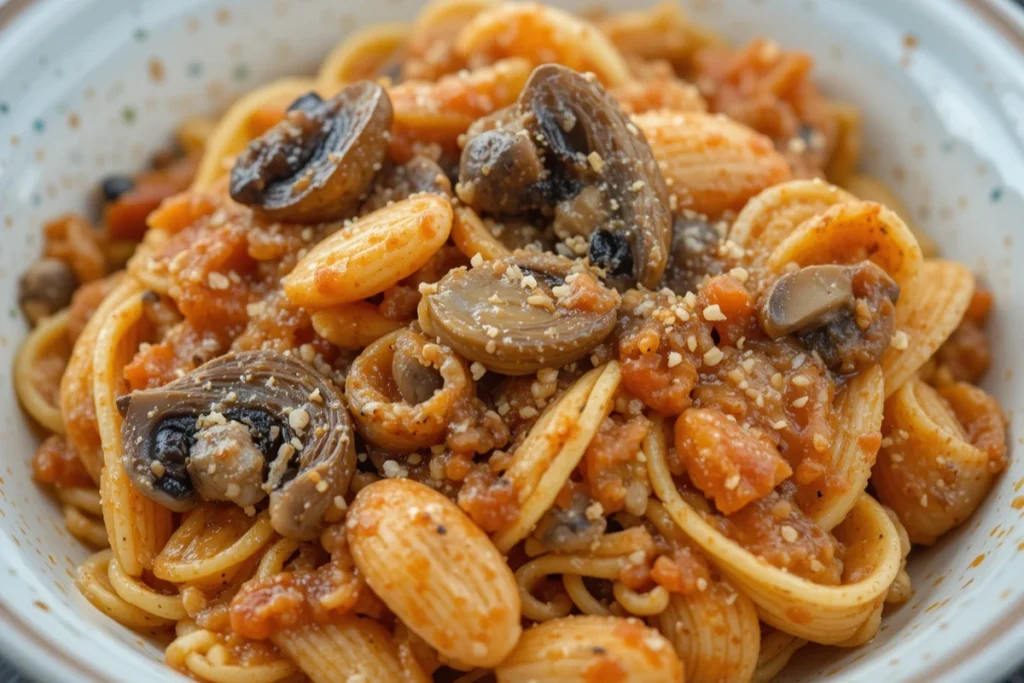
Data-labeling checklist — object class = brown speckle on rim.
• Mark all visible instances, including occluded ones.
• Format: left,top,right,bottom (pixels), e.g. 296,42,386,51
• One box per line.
33,601,49,612
148,58,166,83
67,112,80,129
186,16,200,32
969,553,985,568
903,33,919,49
215,7,232,24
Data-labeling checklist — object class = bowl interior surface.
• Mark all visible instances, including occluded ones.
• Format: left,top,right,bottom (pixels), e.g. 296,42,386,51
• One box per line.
1,0,1024,681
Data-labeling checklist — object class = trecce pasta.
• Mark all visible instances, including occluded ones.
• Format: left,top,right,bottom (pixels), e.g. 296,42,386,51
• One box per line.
13,0,1008,682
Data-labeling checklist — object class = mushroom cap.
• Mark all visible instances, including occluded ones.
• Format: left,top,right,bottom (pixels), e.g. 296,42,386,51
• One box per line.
524,64,672,289
455,64,672,289
421,251,619,375
758,264,855,340
229,81,393,224
18,258,78,326
119,350,355,540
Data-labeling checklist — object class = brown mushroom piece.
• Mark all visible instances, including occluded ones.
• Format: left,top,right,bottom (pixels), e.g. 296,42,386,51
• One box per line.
229,82,393,224
660,216,727,295
359,155,453,215
420,251,620,375
456,64,672,289
531,492,607,553
758,262,900,374
758,265,855,339
117,350,356,540
19,258,78,325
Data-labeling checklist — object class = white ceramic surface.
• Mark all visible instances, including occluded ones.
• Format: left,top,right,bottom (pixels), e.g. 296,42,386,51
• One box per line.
2,0,1024,681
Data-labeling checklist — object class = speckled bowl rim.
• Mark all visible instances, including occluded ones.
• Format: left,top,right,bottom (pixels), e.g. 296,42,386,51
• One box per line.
2,0,1024,682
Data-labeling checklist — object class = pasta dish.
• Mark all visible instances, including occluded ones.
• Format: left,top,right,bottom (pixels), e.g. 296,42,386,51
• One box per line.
13,1,1008,681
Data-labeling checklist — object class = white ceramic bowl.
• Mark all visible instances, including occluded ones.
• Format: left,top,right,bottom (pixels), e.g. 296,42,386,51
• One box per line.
2,0,1024,681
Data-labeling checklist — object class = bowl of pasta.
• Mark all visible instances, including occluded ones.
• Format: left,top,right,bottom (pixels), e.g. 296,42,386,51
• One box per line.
2,0,1024,681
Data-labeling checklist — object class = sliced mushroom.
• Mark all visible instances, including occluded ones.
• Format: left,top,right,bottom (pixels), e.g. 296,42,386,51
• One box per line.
359,155,453,215
660,216,726,295
458,128,550,214
532,492,607,553
391,331,445,405
18,258,78,326
456,64,671,289
118,350,355,540
758,265,854,339
420,251,619,375
758,262,900,374
229,81,393,224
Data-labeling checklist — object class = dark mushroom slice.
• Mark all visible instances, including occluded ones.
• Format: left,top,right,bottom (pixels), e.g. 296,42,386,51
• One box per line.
458,127,549,215
18,258,78,325
531,492,607,553
758,262,900,374
359,155,453,215
118,350,356,540
420,251,620,375
229,81,393,224
456,64,672,289
660,216,727,295
527,65,672,287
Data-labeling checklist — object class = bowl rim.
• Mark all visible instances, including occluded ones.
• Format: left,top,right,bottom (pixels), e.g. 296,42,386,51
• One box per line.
2,0,1024,681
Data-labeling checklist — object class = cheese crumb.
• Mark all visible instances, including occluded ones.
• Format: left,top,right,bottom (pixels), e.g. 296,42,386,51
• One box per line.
667,351,683,368
470,362,486,381
891,330,909,350
207,272,230,290
728,267,749,283
780,525,799,543
470,252,484,268
703,347,723,366
702,304,727,321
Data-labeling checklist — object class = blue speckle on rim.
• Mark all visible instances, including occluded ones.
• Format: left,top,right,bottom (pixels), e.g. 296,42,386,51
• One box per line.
31,118,44,133
232,64,251,82
0,102,8,114
990,187,1004,203
187,61,204,78
940,140,955,154
122,106,137,124
133,27,148,42
30,193,42,207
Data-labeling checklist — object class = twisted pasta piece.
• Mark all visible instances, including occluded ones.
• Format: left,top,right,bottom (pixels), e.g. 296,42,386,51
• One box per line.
14,308,70,434
872,378,1006,545
76,550,175,630
153,505,275,585
879,260,974,397
94,285,173,575
767,200,923,291
455,2,631,86
729,179,857,259
346,328,475,450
